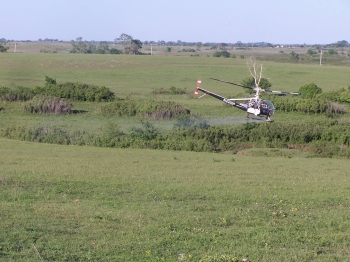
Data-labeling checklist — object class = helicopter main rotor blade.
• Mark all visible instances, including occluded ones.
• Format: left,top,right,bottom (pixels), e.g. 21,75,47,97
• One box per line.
210,78,252,89
210,78,299,95
228,98,252,101
263,90,299,95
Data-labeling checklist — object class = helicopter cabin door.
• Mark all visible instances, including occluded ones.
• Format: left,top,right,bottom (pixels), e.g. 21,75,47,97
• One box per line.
247,107,260,116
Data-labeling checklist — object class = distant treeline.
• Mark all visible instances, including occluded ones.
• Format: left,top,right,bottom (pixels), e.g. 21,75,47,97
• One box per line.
2,119,350,158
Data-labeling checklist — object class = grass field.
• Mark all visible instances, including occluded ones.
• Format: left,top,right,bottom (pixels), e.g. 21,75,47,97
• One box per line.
1,44,350,261
1,52,349,94
1,138,350,261
1,51,349,133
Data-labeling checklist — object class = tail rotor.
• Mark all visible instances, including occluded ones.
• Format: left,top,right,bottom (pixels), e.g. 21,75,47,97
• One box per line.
194,80,201,95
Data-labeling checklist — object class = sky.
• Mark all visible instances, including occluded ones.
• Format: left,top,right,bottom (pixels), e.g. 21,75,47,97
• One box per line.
1,0,349,44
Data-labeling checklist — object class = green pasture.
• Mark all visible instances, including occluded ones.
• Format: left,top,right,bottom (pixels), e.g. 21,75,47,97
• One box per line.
1,138,350,261
1,47,350,261
1,51,349,133
1,51,349,96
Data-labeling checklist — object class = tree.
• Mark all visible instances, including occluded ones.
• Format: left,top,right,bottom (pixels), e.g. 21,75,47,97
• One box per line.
290,51,299,61
334,40,348,48
115,33,132,53
307,49,317,55
97,41,109,54
220,43,228,50
0,41,9,52
70,37,99,54
129,39,142,54
246,58,264,88
196,42,202,51
70,41,88,53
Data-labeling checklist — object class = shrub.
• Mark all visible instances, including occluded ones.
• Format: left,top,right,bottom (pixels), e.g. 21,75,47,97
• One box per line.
327,49,338,55
0,86,35,101
267,95,346,115
307,49,317,55
0,77,115,102
318,86,350,104
130,121,159,140
298,83,322,98
23,95,72,114
3,120,350,157
137,100,191,120
43,81,115,101
94,49,105,54
182,48,195,52
100,100,138,116
220,50,231,58
45,76,57,85
213,51,231,58
173,114,210,129
95,122,125,147
152,86,187,95
109,48,122,54
100,100,190,120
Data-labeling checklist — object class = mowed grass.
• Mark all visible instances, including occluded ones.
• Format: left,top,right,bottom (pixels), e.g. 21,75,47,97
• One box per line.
1,138,350,261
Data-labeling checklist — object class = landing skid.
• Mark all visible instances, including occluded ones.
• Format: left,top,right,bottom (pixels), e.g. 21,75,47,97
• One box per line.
246,115,274,122
246,116,264,122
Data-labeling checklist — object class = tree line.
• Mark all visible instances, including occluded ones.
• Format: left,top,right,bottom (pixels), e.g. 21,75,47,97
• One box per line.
70,34,143,54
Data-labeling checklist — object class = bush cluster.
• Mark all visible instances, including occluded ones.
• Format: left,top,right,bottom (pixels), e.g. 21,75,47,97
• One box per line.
40,77,115,101
152,86,187,95
298,83,322,98
100,100,190,120
318,86,350,103
0,77,115,102
0,86,35,101
262,83,350,115
213,51,231,58
23,95,73,114
182,48,196,52
40,82,114,101
3,120,350,158
267,95,346,114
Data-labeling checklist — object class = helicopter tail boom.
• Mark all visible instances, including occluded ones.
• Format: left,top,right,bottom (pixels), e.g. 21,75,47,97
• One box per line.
195,80,247,112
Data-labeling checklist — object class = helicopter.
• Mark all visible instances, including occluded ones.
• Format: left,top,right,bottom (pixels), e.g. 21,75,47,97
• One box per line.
194,78,299,122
